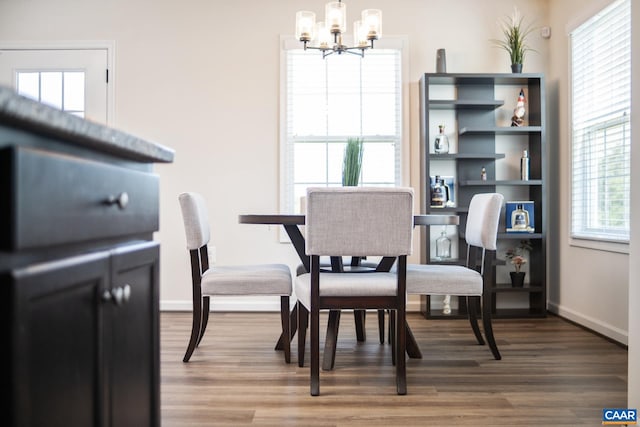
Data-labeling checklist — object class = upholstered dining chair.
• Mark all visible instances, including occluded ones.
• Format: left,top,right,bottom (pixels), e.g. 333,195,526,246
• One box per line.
178,192,293,363
406,192,504,360
295,187,414,396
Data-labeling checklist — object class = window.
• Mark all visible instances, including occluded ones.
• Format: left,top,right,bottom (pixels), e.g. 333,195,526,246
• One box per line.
17,71,86,118
281,40,404,213
570,0,631,243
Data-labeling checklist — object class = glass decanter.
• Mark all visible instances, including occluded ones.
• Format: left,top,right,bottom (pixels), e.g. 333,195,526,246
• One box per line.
435,228,451,260
434,125,450,154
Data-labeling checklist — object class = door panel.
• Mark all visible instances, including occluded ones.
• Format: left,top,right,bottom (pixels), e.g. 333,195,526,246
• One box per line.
108,241,160,427
8,251,110,427
0,48,108,123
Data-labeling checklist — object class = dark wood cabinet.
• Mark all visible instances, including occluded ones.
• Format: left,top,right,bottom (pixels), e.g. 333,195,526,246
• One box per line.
4,242,159,427
7,251,109,427
418,73,547,319
0,87,173,426
108,242,160,427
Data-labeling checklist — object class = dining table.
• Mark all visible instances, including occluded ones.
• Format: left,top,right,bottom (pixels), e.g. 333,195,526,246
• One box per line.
238,212,459,369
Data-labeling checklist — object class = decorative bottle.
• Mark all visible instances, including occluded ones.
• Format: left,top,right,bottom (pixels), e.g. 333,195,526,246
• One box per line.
511,203,529,231
434,125,449,154
435,229,451,260
520,150,530,180
440,177,451,206
431,176,446,207
481,166,487,181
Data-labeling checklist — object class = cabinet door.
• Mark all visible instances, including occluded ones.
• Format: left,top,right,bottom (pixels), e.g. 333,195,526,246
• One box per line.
6,251,110,427
106,242,160,427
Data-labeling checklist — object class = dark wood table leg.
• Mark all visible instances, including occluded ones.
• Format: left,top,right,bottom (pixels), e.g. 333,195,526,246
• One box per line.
283,224,309,272
275,303,298,350
330,256,344,272
354,310,366,342
405,322,422,359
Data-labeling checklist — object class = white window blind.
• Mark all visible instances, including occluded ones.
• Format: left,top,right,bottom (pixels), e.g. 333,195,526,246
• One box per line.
282,45,402,214
570,0,631,242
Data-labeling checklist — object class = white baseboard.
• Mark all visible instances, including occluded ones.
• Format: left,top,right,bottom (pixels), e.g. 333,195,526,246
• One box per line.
160,299,423,313
547,302,628,345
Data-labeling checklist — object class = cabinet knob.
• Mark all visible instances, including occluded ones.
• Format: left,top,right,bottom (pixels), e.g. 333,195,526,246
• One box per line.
122,284,131,303
101,289,113,303
101,284,132,306
105,192,129,209
112,286,124,305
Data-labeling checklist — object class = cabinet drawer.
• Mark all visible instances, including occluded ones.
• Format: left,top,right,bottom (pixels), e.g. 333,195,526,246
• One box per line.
1,146,159,250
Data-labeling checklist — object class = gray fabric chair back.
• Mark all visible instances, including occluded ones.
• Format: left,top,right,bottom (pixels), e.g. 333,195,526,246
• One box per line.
465,193,504,251
178,192,211,250
305,187,414,257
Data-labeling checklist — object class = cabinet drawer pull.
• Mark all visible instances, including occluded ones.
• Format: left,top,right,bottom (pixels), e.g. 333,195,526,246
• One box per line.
105,192,129,209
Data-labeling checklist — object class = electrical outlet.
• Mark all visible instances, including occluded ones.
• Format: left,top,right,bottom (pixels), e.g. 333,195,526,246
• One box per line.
541,26,551,39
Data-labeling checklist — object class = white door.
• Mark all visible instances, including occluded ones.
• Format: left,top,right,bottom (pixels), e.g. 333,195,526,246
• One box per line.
0,48,109,124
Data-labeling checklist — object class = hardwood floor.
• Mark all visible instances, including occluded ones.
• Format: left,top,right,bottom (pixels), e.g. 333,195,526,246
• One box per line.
161,311,627,426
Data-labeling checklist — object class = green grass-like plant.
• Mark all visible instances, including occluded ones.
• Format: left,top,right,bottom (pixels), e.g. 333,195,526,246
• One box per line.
342,137,364,186
492,7,535,65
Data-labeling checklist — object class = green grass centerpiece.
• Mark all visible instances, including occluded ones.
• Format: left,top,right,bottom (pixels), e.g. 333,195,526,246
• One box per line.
342,137,364,186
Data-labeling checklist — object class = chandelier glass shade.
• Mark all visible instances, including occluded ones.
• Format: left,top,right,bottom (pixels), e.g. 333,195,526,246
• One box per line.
295,1,382,58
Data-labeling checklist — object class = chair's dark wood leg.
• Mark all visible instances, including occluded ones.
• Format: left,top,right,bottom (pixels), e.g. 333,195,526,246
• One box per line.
354,310,366,342
467,296,485,345
183,291,203,363
389,310,396,366
378,310,385,344
482,291,502,360
311,305,320,396
298,302,308,367
396,309,407,395
388,308,420,360
196,296,210,346
323,310,341,371
480,251,501,360
396,255,407,395
280,296,291,363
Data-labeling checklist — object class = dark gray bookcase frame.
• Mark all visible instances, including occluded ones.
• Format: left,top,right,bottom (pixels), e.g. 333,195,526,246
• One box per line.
419,73,547,319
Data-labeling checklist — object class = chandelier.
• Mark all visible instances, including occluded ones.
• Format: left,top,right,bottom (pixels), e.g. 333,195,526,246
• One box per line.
295,0,382,58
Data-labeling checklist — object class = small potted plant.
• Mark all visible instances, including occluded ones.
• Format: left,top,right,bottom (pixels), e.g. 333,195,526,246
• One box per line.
492,7,535,73
342,137,364,186
505,240,532,287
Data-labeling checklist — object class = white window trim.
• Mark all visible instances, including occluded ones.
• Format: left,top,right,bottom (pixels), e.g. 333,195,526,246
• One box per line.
0,40,116,125
566,0,630,254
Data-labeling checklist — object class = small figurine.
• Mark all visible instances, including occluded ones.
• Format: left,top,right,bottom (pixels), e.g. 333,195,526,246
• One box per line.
511,89,526,127
481,166,487,181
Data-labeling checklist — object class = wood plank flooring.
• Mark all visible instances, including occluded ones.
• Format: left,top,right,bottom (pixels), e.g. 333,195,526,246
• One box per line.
160,311,627,426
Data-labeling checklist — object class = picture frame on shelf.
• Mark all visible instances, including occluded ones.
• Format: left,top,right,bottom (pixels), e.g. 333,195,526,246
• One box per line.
506,201,535,233
429,176,456,208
